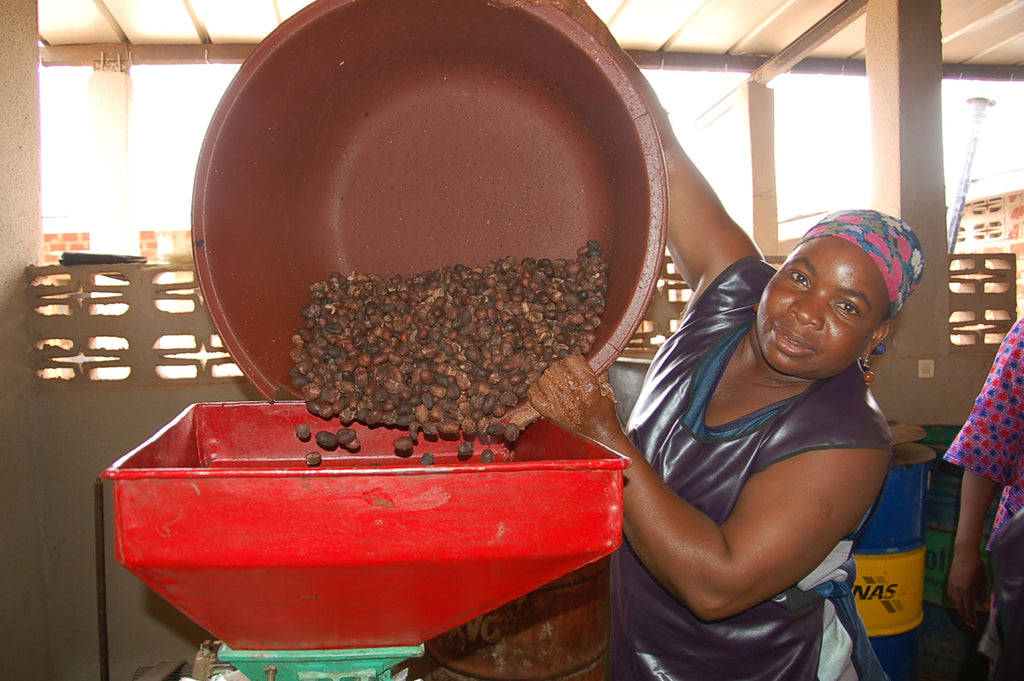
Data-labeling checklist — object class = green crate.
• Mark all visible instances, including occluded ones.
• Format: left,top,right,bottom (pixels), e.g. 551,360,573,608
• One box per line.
923,527,992,608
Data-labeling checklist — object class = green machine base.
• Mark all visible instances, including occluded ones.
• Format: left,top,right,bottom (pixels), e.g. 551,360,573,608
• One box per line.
217,643,424,681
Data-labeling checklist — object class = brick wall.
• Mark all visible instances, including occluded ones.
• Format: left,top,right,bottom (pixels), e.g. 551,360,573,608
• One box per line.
957,190,1024,318
42,232,90,264
42,229,192,264
139,229,192,261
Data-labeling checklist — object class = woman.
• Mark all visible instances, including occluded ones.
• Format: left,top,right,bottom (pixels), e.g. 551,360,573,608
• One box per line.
527,91,924,680
943,316,1024,671
989,508,1024,681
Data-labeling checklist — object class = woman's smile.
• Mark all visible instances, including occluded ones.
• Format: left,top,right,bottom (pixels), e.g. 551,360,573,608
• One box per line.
754,236,891,381
768,320,817,358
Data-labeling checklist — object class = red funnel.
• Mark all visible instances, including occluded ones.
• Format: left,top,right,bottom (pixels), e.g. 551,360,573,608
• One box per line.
102,402,627,650
191,0,666,400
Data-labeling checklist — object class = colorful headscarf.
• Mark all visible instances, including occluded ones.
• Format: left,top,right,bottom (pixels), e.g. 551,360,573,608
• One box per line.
798,209,924,317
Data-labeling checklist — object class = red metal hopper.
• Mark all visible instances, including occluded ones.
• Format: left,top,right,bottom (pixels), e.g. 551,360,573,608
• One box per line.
102,402,627,651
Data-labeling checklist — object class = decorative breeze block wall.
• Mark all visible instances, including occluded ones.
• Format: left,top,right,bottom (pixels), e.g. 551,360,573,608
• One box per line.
28,262,244,388
948,253,1017,351
956,190,1024,319
622,252,1016,359
28,252,1016,389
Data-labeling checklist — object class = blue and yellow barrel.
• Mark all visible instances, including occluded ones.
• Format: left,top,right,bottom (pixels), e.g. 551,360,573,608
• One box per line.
853,437,935,681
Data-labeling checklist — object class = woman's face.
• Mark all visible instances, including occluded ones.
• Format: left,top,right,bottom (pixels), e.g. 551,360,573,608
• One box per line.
755,236,893,381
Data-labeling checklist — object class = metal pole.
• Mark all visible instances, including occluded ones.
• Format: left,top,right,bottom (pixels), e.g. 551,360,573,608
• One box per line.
95,478,110,681
947,97,996,252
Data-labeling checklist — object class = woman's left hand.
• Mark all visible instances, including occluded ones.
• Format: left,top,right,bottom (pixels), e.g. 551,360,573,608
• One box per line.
527,354,621,445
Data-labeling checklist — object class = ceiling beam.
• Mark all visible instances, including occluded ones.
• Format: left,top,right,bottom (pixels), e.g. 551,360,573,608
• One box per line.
628,50,869,76
38,43,1024,83
627,50,765,73
941,62,1024,82
91,0,129,43
630,49,1024,82
181,0,212,44
38,44,255,67
748,0,868,84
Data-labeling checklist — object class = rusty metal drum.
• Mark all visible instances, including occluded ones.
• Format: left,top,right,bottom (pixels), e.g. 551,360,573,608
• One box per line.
425,558,610,681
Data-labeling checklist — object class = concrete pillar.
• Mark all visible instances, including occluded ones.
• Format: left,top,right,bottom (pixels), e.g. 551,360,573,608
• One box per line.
865,0,994,424
694,81,779,253
740,81,780,256
86,65,133,254
866,0,946,345
0,0,52,674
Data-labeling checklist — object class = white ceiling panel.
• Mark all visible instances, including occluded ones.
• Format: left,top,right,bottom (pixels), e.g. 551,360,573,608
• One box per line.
35,0,1024,77
188,0,281,43
733,0,846,56
584,0,625,25
943,1,1024,64
39,0,122,45
972,35,1024,66
663,0,795,55
806,15,865,61
942,0,1021,40
104,0,201,44
606,0,707,52
276,0,321,24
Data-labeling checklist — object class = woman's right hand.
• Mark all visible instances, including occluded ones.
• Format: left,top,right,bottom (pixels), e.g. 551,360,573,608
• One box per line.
947,546,989,627
527,354,623,447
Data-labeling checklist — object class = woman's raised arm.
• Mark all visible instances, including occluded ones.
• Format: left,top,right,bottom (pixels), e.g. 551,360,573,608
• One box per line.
641,85,762,303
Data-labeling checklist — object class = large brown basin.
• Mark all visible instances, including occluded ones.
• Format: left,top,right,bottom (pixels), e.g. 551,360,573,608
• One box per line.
192,0,667,399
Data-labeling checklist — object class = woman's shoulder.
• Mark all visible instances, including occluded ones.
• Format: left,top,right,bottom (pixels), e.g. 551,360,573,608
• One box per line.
652,257,770,371
649,256,773,385
757,365,892,469
683,256,774,322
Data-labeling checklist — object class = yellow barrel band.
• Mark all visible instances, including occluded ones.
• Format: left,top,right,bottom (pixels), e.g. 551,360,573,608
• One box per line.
853,547,926,637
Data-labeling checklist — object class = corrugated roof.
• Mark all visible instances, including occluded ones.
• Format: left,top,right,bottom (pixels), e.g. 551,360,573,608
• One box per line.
38,0,1024,80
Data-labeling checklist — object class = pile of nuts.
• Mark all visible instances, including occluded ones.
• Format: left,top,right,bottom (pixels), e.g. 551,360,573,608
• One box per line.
289,241,608,449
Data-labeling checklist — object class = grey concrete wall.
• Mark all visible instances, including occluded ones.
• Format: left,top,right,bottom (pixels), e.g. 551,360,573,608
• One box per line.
1,7,263,679
38,383,262,681
866,0,999,427
0,0,49,671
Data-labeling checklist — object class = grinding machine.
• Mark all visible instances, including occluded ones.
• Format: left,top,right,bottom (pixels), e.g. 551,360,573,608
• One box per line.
102,0,668,678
